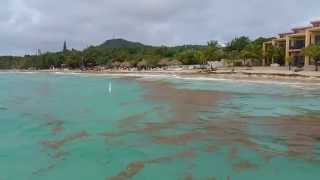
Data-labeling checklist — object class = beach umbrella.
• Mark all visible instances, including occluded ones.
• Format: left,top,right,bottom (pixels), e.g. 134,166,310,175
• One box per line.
169,59,182,66
120,61,132,68
111,61,121,68
137,59,148,67
158,58,170,67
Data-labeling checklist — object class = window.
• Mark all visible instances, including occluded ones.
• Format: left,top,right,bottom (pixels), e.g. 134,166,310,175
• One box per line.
315,35,320,45
293,40,305,49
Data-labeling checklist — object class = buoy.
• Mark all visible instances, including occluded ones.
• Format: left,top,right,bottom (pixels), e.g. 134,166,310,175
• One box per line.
108,81,112,94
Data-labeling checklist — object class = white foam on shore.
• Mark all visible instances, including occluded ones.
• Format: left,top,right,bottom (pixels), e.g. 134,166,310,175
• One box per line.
0,71,39,74
172,75,320,90
2,71,320,89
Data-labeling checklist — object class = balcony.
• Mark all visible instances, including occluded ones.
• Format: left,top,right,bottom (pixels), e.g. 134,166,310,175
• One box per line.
290,45,305,49
290,40,305,49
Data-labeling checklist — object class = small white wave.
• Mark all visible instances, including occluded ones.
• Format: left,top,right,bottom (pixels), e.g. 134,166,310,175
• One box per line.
172,76,320,89
0,71,39,74
4,70,319,89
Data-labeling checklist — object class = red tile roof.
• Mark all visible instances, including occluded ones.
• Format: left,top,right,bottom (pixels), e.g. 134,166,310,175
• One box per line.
311,20,320,27
278,32,294,37
311,20,320,24
292,26,313,31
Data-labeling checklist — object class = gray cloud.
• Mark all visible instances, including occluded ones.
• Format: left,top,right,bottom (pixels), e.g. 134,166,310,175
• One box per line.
0,0,319,55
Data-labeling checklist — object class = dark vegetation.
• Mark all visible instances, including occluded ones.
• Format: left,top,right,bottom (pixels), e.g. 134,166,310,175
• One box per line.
0,37,271,69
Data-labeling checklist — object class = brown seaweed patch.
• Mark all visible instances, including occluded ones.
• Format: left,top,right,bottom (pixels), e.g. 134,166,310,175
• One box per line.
184,174,193,180
41,131,89,149
43,114,65,134
232,160,259,172
109,161,145,180
142,122,175,133
51,126,64,133
153,132,207,145
206,144,218,152
99,121,175,142
32,164,55,176
147,150,195,164
198,119,257,150
99,130,135,138
119,100,144,107
101,79,320,163
50,151,70,159
108,150,195,180
118,112,148,129
140,80,230,123
252,114,320,157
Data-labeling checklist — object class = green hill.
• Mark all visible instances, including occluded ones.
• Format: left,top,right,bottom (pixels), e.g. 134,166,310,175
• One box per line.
99,38,151,49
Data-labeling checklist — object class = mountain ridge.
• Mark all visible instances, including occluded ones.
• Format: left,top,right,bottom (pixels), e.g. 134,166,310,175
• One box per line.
98,38,151,49
98,38,206,49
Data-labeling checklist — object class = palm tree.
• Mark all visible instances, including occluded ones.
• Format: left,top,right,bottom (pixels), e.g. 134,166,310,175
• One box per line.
273,47,285,65
227,50,239,72
302,45,320,71
286,56,293,71
265,47,275,66
266,46,285,66
197,41,223,69
240,49,255,66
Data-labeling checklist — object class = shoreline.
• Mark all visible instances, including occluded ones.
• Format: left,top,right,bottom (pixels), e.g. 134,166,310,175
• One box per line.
2,68,320,86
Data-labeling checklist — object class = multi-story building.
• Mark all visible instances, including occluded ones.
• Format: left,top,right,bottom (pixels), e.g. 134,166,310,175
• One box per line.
263,20,320,67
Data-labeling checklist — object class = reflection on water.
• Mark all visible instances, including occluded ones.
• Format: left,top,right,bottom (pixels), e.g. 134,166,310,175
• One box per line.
0,73,319,180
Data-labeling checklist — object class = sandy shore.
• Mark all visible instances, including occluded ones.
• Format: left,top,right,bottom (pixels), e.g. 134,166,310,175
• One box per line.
2,67,320,84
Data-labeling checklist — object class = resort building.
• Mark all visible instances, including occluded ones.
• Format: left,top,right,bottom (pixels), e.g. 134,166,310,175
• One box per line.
263,20,320,67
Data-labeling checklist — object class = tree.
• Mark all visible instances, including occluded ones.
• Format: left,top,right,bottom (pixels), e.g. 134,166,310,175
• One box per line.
265,46,285,66
286,56,293,71
240,43,260,66
64,49,81,68
240,49,253,66
201,41,223,64
250,37,273,65
273,47,285,65
176,49,201,65
268,46,285,65
227,50,240,72
63,41,68,52
302,44,320,71
226,36,251,52
0,37,277,70
266,47,275,65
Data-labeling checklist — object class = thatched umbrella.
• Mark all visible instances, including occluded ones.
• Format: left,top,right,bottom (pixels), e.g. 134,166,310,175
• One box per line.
137,59,148,69
111,61,121,68
120,61,132,68
169,59,182,66
158,58,170,67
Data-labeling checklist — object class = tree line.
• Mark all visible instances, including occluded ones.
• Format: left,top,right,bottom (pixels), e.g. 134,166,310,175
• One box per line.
0,36,272,70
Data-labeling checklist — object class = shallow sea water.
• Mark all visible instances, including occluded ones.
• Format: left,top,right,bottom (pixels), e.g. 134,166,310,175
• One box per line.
0,72,320,180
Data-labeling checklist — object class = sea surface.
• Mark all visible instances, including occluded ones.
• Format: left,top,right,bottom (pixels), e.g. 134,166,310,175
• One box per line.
0,72,320,180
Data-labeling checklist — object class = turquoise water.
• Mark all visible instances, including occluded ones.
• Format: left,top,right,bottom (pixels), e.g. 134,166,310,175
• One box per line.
0,72,320,180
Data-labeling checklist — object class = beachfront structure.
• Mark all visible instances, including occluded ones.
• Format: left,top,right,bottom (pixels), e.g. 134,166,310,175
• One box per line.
263,20,320,67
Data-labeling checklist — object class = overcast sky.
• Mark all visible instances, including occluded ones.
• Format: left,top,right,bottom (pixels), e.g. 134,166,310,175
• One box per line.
1,0,319,55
